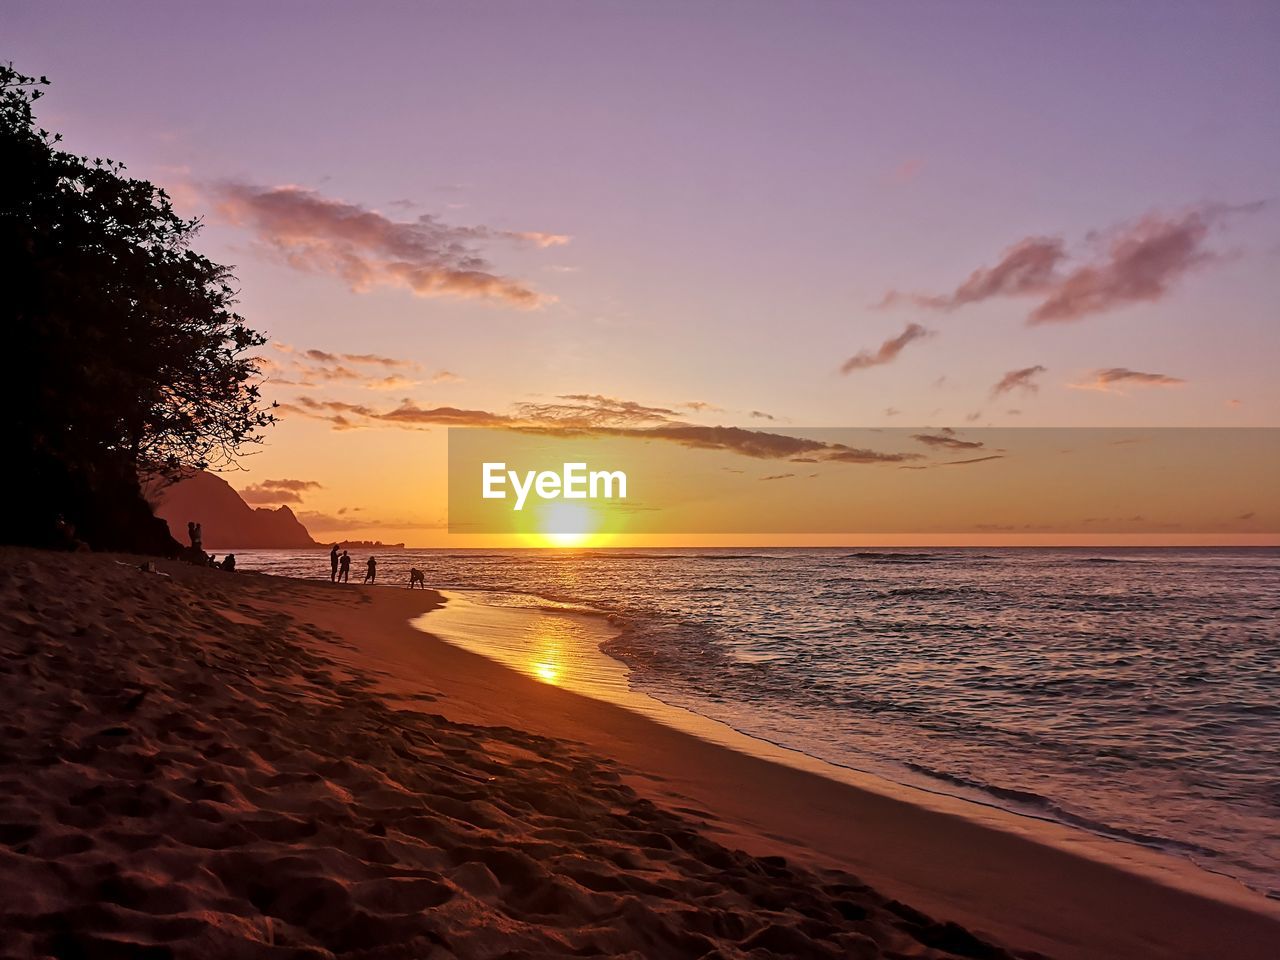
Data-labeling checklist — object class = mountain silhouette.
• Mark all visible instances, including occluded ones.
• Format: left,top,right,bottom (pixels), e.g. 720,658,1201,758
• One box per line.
147,472,318,549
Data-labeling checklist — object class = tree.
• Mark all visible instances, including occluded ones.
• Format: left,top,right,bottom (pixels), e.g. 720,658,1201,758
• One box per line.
1,63,275,552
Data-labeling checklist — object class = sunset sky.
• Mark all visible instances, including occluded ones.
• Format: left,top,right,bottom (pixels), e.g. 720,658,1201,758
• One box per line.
11,2,1279,545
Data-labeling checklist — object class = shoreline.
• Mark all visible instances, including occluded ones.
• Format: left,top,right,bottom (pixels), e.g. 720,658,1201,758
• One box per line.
3,549,1277,958
417,589,1277,908
331,585,1280,959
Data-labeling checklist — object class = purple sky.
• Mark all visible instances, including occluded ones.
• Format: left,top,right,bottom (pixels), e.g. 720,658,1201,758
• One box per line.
9,1,1279,541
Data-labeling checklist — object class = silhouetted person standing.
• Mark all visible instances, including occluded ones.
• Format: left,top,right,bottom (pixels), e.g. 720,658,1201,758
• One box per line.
188,521,202,552
330,543,340,582
338,550,350,583
365,556,377,583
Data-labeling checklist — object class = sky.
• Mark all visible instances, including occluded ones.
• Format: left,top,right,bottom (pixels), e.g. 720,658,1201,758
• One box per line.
10,1,1280,545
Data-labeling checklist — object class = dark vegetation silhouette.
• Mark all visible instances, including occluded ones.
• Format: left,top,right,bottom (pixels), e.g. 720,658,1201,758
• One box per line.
2,64,274,553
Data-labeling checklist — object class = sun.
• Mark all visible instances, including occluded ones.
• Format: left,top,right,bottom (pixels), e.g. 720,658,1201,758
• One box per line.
527,501,603,548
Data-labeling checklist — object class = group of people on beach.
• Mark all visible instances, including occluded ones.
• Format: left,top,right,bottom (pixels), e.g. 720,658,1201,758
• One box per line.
182,523,402,585
329,543,376,584
328,544,426,589
187,521,235,570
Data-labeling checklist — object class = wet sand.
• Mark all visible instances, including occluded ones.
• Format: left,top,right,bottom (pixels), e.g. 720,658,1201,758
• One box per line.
0,548,1276,958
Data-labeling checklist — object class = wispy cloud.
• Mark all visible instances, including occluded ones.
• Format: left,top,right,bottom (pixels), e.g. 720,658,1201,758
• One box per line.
264,343,449,391
280,397,509,430
239,478,323,505
364,375,422,391
823,446,922,464
878,204,1260,324
210,182,566,307
840,323,934,374
901,454,1004,470
941,454,1004,466
279,392,924,465
880,237,1064,311
275,345,418,369
991,365,1046,397
507,231,571,248
912,431,984,450
1071,367,1186,392
516,394,683,427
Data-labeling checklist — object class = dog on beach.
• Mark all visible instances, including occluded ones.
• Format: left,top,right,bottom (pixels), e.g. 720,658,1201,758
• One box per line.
408,568,426,589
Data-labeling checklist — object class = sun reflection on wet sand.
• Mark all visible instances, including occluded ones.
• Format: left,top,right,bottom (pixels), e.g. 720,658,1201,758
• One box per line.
531,636,562,684
415,595,632,699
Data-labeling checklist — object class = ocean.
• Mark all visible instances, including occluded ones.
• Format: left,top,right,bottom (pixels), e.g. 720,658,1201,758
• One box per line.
231,546,1280,897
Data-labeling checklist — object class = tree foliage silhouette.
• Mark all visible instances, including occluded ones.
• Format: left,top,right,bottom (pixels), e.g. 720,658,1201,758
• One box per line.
2,63,275,551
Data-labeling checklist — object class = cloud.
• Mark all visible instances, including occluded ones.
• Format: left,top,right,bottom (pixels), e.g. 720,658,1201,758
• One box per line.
900,454,1005,471
1071,367,1186,392
822,445,922,464
508,231,571,248
991,365,1046,397
282,397,511,431
257,478,323,492
338,352,418,369
1029,212,1224,323
880,237,1065,311
431,370,464,384
911,432,984,450
364,375,422,391
633,427,922,464
242,488,305,504
210,182,563,307
280,392,924,465
263,343,441,391
274,343,416,369
759,473,795,481
941,454,1004,466
748,410,775,421
515,394,682,427
376,402,512,428
840,323,934,374
239,478,323,504
878,204,1259,324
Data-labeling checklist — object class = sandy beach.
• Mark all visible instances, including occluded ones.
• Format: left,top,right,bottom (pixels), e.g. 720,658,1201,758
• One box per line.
2,549,1277,959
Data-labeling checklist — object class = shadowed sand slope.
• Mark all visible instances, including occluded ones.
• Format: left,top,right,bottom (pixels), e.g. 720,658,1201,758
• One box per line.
0,549,1028,959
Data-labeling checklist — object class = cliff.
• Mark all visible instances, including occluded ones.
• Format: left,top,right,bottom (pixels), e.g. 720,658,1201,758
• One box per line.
148,471,319,549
